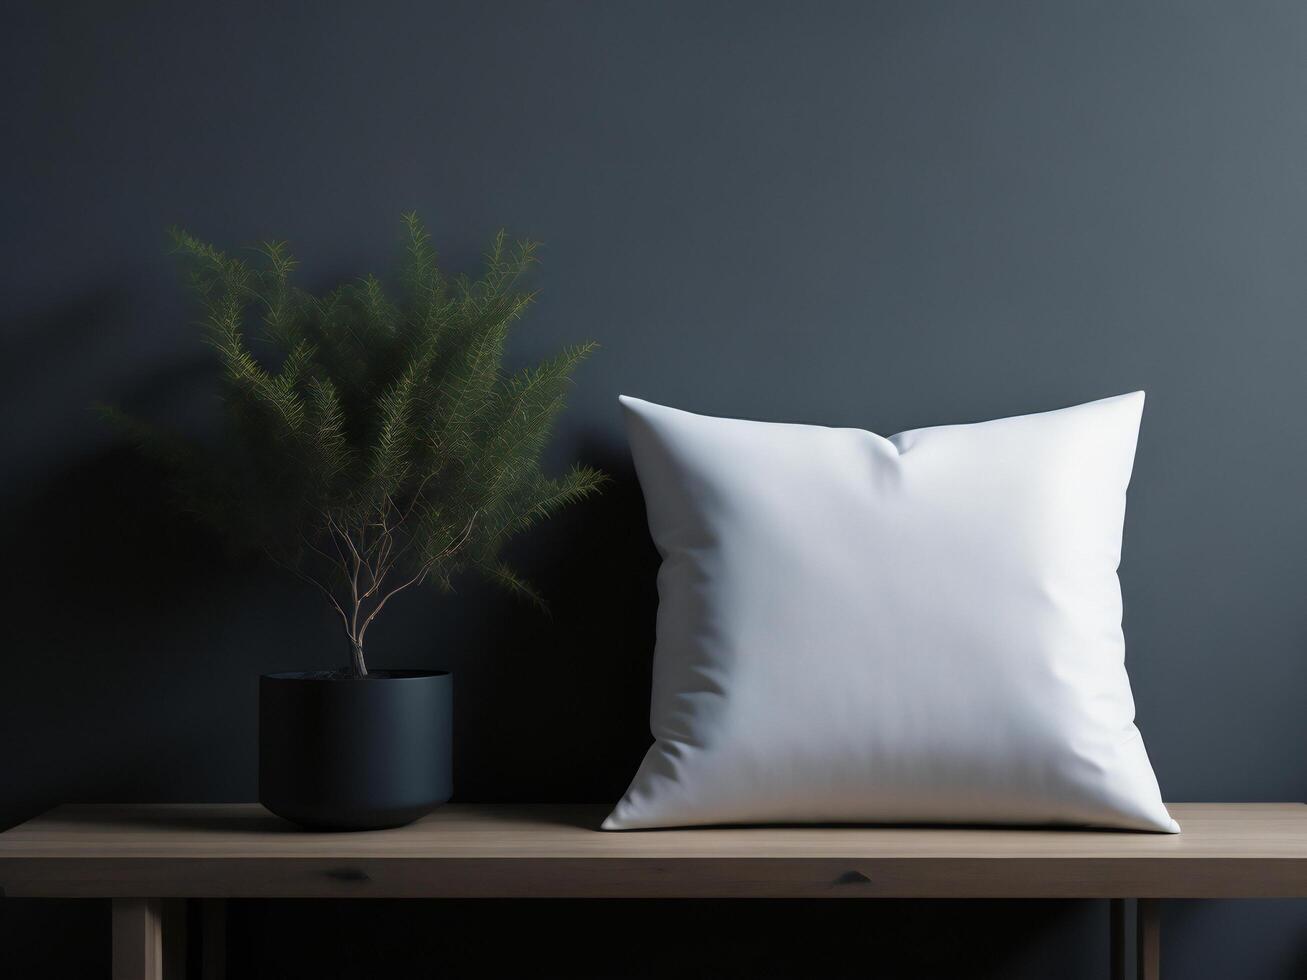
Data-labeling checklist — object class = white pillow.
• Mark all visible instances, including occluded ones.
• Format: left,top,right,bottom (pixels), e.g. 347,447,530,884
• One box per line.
605,393,1177,833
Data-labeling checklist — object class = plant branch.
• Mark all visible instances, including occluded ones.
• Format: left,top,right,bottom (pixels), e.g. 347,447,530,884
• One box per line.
356,512,478,647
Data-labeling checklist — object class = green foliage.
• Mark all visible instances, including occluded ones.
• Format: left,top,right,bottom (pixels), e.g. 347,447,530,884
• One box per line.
104,215,605,674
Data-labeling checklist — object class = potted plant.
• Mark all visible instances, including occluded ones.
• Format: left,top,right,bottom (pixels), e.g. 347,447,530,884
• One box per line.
104,215,605,830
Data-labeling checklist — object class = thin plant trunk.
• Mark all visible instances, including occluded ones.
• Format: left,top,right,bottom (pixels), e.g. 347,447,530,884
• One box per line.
271,508,477,679
349,639,369,678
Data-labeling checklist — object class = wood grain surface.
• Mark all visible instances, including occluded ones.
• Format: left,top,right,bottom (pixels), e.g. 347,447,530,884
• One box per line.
3,803,1305,899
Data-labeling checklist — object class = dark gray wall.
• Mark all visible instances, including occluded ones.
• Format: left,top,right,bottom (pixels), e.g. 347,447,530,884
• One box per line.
3,1,1305,977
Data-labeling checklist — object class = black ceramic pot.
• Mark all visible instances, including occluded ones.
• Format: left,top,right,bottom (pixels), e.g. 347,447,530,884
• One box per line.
258,669,452,831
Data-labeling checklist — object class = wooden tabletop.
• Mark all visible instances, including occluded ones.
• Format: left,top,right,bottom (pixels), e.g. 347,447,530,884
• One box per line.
2,803,1306,899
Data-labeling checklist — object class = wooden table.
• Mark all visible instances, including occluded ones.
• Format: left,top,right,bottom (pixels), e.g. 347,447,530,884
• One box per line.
2,803,1305,980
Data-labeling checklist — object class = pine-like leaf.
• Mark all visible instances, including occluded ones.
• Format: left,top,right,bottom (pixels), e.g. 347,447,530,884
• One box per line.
511,464,609,536
477,560,548,612
305,376,351,485
471,342,598,528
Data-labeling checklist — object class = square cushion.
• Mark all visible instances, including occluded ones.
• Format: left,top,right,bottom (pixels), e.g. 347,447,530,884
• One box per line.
605,393,1177,833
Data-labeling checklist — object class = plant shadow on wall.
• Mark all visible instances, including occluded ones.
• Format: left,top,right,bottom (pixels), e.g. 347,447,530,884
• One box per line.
0,292,240,833
0,389,658,819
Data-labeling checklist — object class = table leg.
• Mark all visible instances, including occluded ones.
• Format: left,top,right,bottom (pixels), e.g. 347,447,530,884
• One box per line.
112,898,163,980
1109,898,1127,980
1137,899,1161,980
